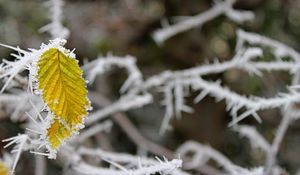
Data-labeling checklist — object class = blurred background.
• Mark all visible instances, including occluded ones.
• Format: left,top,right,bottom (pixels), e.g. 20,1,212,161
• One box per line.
0,0,300,174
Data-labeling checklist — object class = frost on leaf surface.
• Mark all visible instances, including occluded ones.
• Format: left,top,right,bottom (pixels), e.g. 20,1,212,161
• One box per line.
37,47,90,149
0,160,8,175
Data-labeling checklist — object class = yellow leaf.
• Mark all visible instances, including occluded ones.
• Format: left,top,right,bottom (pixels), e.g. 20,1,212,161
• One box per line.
0,160,9,175
47,119,72,149
37,48,90,150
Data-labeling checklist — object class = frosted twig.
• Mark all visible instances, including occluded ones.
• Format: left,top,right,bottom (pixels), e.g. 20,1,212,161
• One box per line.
87,93,220,174
86,93,152,125
87,45,300,132
75,158,184,175
2,134,28,174
237,29,300,62
191,77,300,125
280,103,300,120
39,0,69,39
160,83,174,133
0,44,32,93
55,144,188,175
0,92,41,122
174,79,194,117
140,47,297,91
84,54,143,93
264,107,293,175
160,79,194,133
234,31,300,173
233,125,271,152
176,141,264,175
78,147,189,175
35,155,46,175
152,0,254,44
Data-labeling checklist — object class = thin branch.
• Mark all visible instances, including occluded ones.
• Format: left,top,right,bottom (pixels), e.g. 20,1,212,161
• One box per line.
75,158,184,175
176,141,264,175
39,0,69,39
84,54,143,93
2,134,28,174
152,0,254,44
233,125,271,152
264,109,292,175
88,92,220,175
78,147,188,175
35,155,46,175
237,29,300,62
86,93,152,125
88,92,172,158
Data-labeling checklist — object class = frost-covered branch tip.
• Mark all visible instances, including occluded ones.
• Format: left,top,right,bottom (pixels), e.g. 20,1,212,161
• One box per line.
156,46,300,131
177,141,264,175
39,0,69,39
0,92,41,122
86,32,300,132
152,0,254,44
233,125,271,152
237,29,300,62
2,134,28,174
57,144,188,175
78,147,189,175
265,111,292,175
34,155,46,175
84,54,143,93
75,156,184,175
191,77,300,126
